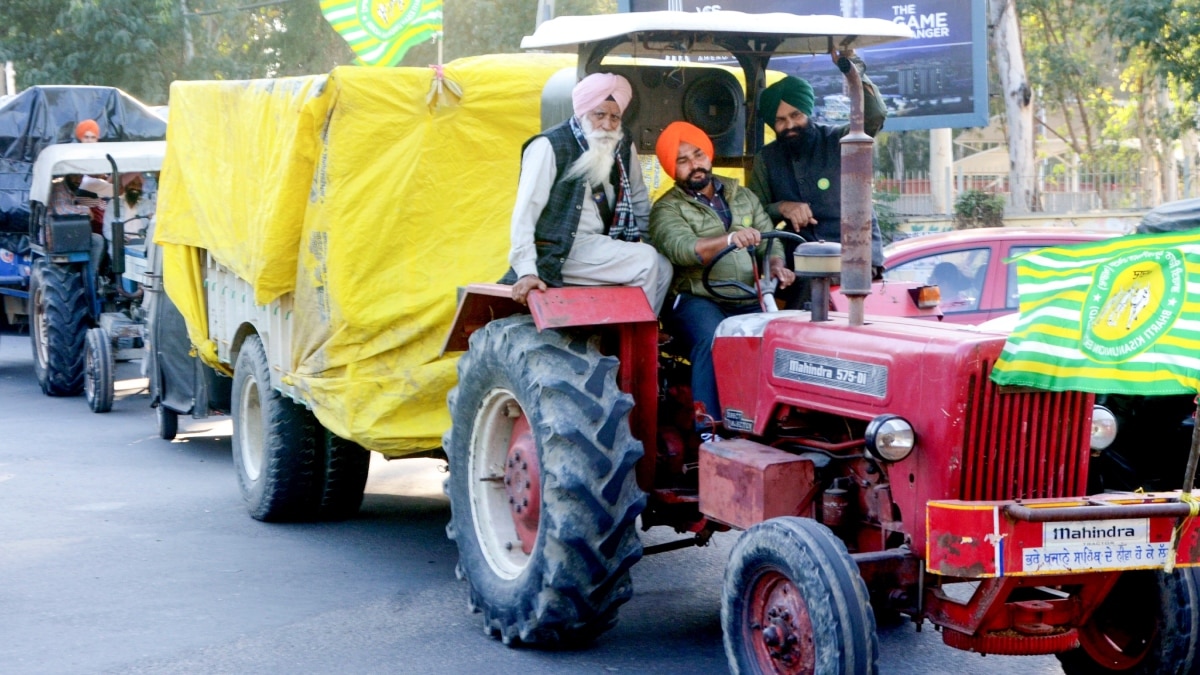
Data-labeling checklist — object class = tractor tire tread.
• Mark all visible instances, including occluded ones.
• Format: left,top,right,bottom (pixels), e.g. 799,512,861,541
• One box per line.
446,315,644,647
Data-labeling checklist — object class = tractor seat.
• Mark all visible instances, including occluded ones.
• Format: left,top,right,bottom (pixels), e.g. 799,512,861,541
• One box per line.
714,310,807,339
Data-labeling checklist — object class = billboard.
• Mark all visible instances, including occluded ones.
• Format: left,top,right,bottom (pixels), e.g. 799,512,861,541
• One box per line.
618,0,988,131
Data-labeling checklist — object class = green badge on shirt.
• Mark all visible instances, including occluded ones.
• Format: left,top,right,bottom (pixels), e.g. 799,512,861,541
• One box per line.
742,216,752,227
817,177,831,190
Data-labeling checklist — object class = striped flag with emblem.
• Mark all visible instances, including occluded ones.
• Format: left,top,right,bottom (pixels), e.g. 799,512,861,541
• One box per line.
321,0,443,67
991,230,1200,395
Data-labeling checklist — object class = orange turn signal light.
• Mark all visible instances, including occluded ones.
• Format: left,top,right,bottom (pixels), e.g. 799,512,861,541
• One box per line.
914,285,941,309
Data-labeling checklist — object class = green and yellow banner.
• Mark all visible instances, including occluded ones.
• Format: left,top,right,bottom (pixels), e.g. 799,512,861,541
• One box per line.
321,0,443,67
992,230,1200,395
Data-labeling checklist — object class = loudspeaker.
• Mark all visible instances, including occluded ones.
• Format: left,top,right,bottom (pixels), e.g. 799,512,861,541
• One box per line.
540,63,746,161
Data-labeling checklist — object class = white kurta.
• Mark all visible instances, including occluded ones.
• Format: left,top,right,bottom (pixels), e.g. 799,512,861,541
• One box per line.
508,136,672,314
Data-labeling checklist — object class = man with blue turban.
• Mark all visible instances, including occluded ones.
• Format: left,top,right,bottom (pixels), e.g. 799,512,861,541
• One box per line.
748,48,888,308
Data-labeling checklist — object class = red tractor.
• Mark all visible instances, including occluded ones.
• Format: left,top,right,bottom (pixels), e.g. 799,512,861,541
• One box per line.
443,12,1200,673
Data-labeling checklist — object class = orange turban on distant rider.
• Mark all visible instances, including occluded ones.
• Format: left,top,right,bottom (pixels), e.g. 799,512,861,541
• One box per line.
572,73,633,118
655,121,714,180
75,119,99,141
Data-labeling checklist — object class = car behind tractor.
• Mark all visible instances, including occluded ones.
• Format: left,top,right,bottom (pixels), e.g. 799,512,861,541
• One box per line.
442,11,1200,673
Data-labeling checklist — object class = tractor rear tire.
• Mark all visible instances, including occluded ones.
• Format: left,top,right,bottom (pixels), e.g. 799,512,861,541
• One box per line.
30,260,88,396
1056,568,1200,674
156,405,179,441
316,430,370,520
445,315,645,646
723,516,879,675
231,334,319,522
84,327,114,413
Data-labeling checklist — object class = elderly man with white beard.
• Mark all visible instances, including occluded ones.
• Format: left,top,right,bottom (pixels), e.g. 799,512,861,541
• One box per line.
501,72,672,313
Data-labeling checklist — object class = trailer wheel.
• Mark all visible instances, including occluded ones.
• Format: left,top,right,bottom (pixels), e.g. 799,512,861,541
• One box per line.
231,334,319,522
316,430,370,520
84,327,114,413
1057,568,1200,674
445,315,645,646
30,260,88,396
723,517,879,675
156,405,179,441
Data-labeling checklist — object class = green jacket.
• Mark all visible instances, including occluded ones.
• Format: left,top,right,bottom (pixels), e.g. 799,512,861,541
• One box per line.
649,176,779,304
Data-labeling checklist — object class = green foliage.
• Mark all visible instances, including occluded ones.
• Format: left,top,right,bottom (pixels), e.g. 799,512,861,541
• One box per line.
402,0,616,66
0,0,183,103
954,190,1006,230
872,189,901,245
1020,0,1124,159
875,130,930,174
1106,0,1200,104
0,0,617,104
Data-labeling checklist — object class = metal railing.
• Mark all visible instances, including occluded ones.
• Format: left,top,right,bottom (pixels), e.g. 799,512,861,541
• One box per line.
876,166,1200,217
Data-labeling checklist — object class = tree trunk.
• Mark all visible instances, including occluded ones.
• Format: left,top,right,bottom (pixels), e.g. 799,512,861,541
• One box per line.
989,0,1038,213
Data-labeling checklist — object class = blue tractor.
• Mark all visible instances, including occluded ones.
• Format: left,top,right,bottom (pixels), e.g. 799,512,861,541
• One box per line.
0,86,166,405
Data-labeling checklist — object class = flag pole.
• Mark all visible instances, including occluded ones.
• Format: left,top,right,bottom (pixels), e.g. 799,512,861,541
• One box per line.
1183,401,1200,491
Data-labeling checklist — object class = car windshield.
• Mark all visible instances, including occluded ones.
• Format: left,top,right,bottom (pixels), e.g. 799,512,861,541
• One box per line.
886,247,990,313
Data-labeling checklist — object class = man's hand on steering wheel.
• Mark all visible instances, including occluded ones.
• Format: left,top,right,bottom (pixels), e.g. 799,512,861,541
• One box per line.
701,230,806,302
728,227,761,249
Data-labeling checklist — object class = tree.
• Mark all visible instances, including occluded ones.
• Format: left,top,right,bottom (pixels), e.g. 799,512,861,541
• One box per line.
0,0,619,104
1020,0,1117,161
1106,0,1200,104
989,0,1038,212
0,0,184,103
402,0,615,66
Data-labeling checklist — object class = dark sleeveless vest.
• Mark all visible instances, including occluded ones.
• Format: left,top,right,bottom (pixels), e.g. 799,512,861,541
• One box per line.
500,120,633,286
758,124,884,267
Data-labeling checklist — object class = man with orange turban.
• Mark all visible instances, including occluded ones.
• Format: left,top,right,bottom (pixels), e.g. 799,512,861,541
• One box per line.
501,72,671,314
75,119,100,142
649,121,794,439
749,48,887,308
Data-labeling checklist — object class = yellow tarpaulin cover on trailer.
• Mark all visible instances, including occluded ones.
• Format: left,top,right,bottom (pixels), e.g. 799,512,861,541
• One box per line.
156,53,575,455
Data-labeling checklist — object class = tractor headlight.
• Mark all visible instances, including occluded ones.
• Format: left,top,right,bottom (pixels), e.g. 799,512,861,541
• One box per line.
1091,405,1118,452
865,414,916,462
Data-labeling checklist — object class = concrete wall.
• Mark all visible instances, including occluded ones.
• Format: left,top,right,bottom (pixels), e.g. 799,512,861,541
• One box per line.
896,211,1144,239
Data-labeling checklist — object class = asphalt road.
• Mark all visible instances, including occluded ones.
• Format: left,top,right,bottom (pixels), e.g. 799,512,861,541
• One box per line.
0,328,1066,674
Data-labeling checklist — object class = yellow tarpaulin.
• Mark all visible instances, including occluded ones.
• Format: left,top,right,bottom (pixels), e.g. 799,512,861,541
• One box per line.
156,53,575,455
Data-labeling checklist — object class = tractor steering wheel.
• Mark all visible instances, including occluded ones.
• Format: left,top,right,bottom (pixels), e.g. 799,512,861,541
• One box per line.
701,230,807,303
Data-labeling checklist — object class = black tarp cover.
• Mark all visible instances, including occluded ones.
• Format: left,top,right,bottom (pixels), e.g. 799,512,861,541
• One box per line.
1136,197,1200,234
0,86,166,232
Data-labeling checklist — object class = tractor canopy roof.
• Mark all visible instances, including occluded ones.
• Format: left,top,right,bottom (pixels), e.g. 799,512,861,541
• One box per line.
28,141,166,204
0,85,166,232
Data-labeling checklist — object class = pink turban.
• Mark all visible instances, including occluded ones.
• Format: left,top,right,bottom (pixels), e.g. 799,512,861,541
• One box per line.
655,121,714,180
572,73,633,119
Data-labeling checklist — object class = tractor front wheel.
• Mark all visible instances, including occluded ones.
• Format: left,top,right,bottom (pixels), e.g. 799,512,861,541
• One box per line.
1057,568,1200,674
84,327,114,413
445,315,645,646
723,516,879,674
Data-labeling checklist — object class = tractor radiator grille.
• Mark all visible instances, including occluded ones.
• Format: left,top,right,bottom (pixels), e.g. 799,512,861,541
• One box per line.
959,359,1091,501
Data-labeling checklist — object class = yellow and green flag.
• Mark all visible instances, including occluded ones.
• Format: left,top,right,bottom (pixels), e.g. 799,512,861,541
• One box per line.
992,230,1200,395
321,0,443,67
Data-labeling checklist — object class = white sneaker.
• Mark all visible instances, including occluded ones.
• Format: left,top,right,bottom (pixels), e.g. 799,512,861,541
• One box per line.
699,432,724,443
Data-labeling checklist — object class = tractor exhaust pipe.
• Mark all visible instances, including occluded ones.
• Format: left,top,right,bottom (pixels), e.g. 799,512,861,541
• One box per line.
837,41,874,327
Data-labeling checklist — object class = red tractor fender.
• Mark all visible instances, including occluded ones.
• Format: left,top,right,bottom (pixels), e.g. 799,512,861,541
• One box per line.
443,283,661,489
442,283,657,354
